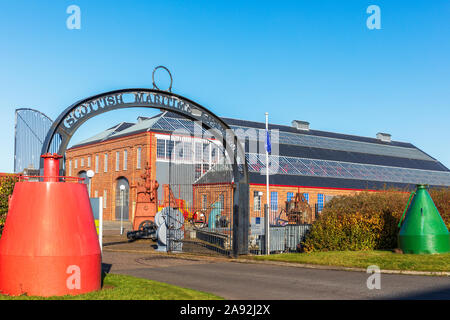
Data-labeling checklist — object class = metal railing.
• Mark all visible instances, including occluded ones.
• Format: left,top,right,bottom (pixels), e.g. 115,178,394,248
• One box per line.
18,176,85,183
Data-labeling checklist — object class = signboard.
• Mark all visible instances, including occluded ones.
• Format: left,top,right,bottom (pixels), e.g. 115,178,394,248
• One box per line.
251,217,264,235
89,197,103,251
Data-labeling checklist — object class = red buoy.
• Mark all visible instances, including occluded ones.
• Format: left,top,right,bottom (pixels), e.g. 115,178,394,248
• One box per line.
0,154,101,297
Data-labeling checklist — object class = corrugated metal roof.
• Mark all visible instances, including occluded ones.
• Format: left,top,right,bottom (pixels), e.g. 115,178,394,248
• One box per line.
73,122,134,146
68,111,450,187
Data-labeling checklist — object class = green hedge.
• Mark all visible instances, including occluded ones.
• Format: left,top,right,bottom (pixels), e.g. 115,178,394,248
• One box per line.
302,188,449,253
0,175,18,235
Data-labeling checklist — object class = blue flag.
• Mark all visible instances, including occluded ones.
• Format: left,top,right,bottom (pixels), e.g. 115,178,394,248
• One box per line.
265,129,271,154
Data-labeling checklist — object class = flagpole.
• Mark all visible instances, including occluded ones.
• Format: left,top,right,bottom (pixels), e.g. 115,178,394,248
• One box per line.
265,112,270,255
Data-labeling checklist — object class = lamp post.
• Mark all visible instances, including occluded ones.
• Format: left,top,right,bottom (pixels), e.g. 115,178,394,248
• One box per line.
119,184,125,235
265,112,270,255
86,170,94,197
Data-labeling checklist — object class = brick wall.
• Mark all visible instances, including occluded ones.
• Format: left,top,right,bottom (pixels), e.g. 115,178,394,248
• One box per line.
66,131,156,221
194,183,364,224
248,184,360,222
67,130,371,224
192,183,234,218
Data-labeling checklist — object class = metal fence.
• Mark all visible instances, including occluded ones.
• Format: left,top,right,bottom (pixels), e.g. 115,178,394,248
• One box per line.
250,224,311,254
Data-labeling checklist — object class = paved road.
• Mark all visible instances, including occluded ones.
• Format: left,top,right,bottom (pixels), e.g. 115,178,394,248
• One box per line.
102,251,450,300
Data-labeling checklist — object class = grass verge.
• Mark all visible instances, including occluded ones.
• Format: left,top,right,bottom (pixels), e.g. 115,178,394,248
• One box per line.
249,250,450,273
0,273,223,300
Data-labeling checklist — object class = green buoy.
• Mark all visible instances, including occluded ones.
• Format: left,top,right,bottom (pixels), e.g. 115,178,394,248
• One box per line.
398,185,450,254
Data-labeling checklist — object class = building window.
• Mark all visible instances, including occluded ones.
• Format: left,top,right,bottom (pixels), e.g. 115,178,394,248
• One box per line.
103,190,107,209
80,158,84,167
317,193,324,212
95,155,99,173
174,141,184,160
104,154,108,172
68,160,72,176
195,142,202,162
202,194,207,210
271,191,278,212
123,150,127,170
211,146,216,164
166,140,174,159
195,163,202,180
253,191,261,212
156,139,165,160
303,193,309,203
74,159,78,169
203,143,210,164
183,142,192,161
137,147,141,169
88,156,91,167
116,151,120,171
287,192,294,202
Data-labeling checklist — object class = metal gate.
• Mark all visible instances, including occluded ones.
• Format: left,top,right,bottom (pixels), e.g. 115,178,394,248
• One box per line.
158,127,234,256
37,87,250,257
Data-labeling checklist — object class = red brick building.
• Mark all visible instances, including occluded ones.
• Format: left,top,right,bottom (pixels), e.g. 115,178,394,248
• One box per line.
66,111,450,226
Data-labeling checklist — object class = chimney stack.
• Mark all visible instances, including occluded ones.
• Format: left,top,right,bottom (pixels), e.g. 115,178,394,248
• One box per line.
376,132,392,143
292,120,310,131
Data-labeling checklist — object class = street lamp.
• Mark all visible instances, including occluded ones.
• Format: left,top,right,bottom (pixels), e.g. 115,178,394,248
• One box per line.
119,184,125,235
86,170,94,197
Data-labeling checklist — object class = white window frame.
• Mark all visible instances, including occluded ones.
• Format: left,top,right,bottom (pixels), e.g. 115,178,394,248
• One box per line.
137,147,142,169
123,150,127,170
271,191,278,212
156,139,166,160
95,155,99,173
68,160,72,176
253,191,261,212
104,153,108,172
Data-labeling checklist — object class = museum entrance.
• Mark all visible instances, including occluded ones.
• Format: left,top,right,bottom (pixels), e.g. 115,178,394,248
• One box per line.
39,86,249,257
154,126,234,255
115,177,130,221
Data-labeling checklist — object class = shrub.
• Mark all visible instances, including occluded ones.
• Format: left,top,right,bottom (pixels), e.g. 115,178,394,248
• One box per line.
302,188,449,253
0,175,18,236
429,188,450,227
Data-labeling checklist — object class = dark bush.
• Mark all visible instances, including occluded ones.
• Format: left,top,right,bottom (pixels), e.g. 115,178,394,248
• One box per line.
0,175,18,236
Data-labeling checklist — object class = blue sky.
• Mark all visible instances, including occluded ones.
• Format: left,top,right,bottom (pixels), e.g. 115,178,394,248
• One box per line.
0,0,449,172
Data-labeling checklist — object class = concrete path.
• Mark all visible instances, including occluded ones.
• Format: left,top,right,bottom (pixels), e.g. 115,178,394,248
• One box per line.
102,250,450,300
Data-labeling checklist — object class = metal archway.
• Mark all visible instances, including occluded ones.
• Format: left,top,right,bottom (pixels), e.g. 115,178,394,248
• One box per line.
40,88,249,256
14,108,56,173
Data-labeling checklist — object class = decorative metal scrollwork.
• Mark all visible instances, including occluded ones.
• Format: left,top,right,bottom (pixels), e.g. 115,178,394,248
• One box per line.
152,66,173,92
